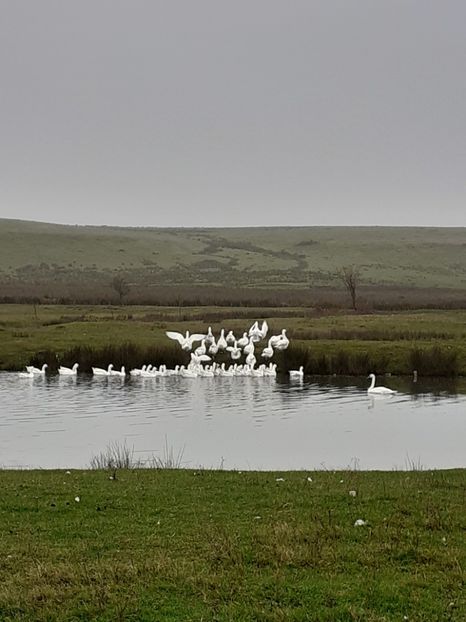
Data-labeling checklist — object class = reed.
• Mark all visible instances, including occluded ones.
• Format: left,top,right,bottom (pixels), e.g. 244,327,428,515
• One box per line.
409,345,459,377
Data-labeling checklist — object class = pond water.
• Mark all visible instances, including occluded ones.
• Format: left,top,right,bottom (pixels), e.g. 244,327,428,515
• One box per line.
0,372,465,470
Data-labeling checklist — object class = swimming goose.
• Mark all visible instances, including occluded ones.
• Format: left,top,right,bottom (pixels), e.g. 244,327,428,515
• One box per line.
26,363,48,375
58,363,79,376
289,366,304,379
92,363,114,376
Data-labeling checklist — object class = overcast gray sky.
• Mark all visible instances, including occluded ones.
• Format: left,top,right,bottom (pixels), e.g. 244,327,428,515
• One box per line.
0,0,464,228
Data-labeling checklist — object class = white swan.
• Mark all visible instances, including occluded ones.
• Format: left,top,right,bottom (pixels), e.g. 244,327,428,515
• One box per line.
165,331,206,351
289,366,304,379
58,363,79,376
367,374,395,394
26,363,48,375
92,363,114,376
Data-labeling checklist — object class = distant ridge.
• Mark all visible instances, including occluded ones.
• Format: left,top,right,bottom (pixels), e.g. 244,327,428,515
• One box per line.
1,218,465,306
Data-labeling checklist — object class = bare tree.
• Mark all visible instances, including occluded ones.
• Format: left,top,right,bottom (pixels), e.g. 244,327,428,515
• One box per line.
338,265,361,310
111,274,130,305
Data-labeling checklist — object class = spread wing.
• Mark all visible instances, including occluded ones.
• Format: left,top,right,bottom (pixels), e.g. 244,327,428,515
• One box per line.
187,333,206,346
166,331,185,345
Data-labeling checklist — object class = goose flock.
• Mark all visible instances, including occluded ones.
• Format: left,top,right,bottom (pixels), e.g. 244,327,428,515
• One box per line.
130,321,290,378
16,320,396,392
17,320,300,380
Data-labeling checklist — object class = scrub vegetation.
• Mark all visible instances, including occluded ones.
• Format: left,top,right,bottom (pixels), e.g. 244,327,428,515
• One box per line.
1,304,466,375
0,469,464,621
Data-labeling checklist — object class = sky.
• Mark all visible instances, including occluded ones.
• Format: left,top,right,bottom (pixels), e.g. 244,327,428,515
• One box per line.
0,0,465,228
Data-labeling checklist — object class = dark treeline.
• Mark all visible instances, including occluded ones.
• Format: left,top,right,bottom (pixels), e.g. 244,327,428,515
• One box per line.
2,282,466,310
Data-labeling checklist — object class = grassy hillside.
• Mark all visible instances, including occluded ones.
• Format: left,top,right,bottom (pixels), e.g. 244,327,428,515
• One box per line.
1,219,466,305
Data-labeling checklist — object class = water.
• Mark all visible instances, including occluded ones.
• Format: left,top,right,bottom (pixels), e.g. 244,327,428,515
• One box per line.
1,372,465,470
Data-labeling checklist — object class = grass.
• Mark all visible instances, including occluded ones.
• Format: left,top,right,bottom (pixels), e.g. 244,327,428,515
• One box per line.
0,468,464,621
1,304,466,375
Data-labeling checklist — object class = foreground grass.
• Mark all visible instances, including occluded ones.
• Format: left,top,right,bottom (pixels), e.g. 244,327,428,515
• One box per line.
0,469,464,621
1,304,466,375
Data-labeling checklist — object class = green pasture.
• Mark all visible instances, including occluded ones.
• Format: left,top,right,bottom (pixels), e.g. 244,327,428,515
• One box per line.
0,469,464,621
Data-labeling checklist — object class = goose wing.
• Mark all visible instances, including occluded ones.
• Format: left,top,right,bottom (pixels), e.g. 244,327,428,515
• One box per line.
166,331,185,345
187,333,206,346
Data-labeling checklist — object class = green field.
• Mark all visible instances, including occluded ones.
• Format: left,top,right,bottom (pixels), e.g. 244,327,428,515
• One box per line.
0,469,464,621
1,304,466,376
1,219,466,306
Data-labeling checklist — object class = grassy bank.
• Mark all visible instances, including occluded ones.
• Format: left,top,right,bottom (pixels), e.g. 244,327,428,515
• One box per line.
0,469,464,621
1,304,466,376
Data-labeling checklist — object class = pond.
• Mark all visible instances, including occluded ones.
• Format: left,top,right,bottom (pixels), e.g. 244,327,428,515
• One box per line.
0,372,465,470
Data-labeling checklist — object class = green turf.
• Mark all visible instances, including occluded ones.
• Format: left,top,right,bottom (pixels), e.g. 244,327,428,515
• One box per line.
0,469,464,621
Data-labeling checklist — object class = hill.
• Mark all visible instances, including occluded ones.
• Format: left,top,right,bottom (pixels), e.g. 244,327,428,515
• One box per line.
0,219,465,306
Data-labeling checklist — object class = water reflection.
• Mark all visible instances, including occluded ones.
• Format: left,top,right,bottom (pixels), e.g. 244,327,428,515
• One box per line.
0,372,465,470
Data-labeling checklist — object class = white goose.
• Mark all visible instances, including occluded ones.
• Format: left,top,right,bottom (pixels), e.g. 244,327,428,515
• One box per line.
194,339,207,356
92,363,114,376
26,363,48,375
130,365,146,377
274,330,290,351
226,340,242,360
190,352,211,367
243,338,255,356
109,365,126,377
217,329,228,350
270,329,287,347
208,340,219,355
204,326,215,345
226,330,236,345
261,338,274,359
237,332,249,348
18,369,34,378
165,331,206,351
58,363,79,376
367,374,396,394
289,366,304,380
